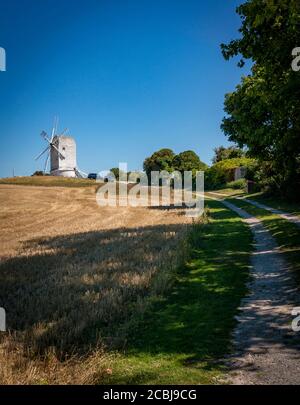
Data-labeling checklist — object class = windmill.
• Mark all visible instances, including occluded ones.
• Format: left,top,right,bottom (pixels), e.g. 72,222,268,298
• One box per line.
35,117,79,178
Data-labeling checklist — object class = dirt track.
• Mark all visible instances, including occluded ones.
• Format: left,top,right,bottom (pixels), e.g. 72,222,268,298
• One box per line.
221,200,300,384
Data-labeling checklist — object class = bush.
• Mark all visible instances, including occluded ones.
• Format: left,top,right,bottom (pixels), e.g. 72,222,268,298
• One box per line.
205,157,256,190
32,171,44,176
226,179,247,190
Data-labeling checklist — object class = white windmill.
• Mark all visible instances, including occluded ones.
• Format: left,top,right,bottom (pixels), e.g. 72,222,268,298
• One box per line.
35,117,81,178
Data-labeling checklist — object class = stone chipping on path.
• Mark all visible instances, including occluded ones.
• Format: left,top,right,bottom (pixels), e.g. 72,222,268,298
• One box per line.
215,198,300,384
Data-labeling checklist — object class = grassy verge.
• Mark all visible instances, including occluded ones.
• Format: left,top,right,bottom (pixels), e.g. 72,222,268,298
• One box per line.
101,199,253,384
205,188,245,196
227,198,300,280
206,189,300,218
0,176,99,188
245,193,300,218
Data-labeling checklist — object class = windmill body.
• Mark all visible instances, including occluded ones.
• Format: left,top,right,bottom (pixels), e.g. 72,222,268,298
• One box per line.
50,135,77,177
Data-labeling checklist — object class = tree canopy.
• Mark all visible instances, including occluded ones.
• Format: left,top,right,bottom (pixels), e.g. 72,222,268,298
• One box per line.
143,148,206,181
143,149,175,178
173,150,207,174
221,0,300,198
212,146,245,164
109,167,124,180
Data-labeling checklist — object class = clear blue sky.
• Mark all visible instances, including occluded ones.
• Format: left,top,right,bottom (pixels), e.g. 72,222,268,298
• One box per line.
0,0,249,177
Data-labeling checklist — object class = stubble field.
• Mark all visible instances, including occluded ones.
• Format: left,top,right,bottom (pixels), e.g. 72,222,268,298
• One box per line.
0,184,191,384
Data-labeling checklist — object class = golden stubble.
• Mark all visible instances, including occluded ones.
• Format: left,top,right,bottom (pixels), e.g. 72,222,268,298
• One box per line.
0,185,191,384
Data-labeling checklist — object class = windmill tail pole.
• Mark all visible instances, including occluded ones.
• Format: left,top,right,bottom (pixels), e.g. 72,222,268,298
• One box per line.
75,167,88,178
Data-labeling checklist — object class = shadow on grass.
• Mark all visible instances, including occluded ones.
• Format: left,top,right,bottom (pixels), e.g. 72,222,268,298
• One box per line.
0,221,190,357
111,199,300,384
105,201,255,383
124,202,252,360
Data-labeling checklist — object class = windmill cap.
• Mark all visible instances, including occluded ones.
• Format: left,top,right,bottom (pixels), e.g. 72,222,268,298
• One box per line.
53,135,75,141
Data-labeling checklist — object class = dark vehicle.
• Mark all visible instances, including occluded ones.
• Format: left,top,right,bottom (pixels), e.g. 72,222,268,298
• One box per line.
87,173,97,180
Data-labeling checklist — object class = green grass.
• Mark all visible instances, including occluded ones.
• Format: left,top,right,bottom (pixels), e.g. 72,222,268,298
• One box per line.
0,176,99,188
245,193,300,218
100,200,253,384
227,198,300,280
208,188,300,218
207,189,300,218
206,188,245,196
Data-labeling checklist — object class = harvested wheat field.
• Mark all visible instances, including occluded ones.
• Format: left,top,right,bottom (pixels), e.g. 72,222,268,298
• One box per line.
0,184,191,384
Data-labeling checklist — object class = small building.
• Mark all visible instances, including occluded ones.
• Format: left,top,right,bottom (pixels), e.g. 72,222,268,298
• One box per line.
234,166,246,181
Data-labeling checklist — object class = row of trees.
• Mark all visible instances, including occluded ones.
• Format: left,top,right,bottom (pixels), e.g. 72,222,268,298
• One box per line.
143,149,207,179
221,0,300,200
142,147,253,190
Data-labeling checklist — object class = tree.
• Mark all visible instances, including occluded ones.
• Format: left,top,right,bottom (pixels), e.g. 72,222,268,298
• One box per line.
32,171,44,176
143,149,175,178
173,150,207,175
110,167,126,181
221,0,300,199
212,146,245,164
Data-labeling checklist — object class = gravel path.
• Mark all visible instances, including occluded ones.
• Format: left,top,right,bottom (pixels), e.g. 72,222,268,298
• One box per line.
210,197,300,384
237,197,300,228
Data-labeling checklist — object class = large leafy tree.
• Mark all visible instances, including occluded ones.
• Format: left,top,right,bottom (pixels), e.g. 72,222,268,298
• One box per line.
173,150,207,175
212,146,245,164
221,0,300,198
143,148,175,178
109,167,126,180
143,149,206,184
